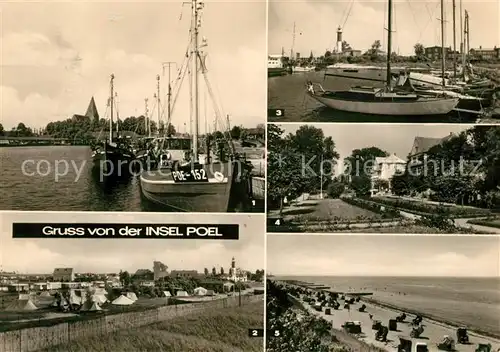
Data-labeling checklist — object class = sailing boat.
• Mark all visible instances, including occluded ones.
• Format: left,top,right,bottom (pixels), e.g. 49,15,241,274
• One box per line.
91,74,135,177
307,0,459,116
139,0,254,212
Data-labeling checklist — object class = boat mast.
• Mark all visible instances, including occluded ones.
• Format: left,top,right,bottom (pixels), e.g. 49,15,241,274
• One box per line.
440,0,446,87
109,74,114,143
192,0,200,161
156,74,161,135
452,0,457,79
460,0,464,76
465,11,470,60
144,98,150,137
385,0,392,87
115,92,119,137
291,21,296,63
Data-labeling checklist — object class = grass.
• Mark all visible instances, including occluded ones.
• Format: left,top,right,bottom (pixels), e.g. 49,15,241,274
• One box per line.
468,218,500,229
42,301,264,352
345,225,485,234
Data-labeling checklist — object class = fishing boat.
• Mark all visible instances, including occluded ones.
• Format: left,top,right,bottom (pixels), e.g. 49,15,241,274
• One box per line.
307,0,459,116
91,74,135,177
139,0,255,213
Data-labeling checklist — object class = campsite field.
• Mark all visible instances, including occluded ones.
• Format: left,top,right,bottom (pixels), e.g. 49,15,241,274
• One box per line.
42,300,264,352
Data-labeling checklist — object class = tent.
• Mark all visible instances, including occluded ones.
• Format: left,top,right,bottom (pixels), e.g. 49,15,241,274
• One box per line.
18,294,30,300
125,292,138,301
162,291,172,297
39,291,51,297
193,287,208,296
111,295,134,306
90,294,108,304
5,299,38,311
206,290,215,296
88,302,102,312
176,291,189,297
68,289,83,306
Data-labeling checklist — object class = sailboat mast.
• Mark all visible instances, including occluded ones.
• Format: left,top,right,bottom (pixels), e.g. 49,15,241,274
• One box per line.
466,11,470,57
291,21,296,62
145,98,150,137
156,74,161,135
459,0,463,57
115,92,119,136
192,0,200,161
452,0,457,78
385,0,392,87
440,0,446,87
109,74,114,143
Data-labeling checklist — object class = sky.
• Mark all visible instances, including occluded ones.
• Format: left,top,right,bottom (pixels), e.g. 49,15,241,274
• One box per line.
268,0,500,57
276,123,471,173
0,0,267,131
267,235,500,277
0,212,265,274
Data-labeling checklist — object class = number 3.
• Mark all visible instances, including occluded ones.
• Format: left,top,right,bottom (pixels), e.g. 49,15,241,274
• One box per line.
275,109,282,116
274,330,280,337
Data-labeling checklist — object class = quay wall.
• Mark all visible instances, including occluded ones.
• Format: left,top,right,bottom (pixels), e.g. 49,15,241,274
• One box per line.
0,294,263,352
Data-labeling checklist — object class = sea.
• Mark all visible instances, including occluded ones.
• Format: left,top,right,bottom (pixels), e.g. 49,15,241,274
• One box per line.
0,146,263,212
274,275,500,338
268,72,474,123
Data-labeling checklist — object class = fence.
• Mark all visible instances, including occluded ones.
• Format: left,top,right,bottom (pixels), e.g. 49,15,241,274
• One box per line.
0,294,263,352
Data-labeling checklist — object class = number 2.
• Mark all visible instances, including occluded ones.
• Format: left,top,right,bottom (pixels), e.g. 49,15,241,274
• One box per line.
252,330,258,336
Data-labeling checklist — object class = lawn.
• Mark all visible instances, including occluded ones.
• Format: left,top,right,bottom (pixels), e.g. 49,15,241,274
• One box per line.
43,301,264,352
468,217,500,229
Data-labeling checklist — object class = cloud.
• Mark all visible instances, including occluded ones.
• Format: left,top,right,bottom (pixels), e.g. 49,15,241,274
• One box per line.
1,1,266,130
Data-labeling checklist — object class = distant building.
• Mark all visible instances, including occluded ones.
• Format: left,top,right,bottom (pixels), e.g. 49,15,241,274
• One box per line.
139,280,155,287
371,154,406,195
170,270,199,278
296,52,300,60
342,49,362,57
424,46,459,61
53,268,74,282
470,46,500,60
72,97,99,122
407,134,454,175
268,55,283,69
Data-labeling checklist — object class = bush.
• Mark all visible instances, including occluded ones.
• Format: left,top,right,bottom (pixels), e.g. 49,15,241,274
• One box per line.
327,182,345,199
341,197,400,219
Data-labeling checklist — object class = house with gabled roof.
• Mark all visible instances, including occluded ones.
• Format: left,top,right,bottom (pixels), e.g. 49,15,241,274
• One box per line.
53,268,74,282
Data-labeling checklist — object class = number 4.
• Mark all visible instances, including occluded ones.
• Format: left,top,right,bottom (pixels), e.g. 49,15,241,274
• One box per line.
275,219,281,225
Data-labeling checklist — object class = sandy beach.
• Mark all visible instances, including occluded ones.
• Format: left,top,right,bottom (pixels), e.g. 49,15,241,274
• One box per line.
297,292,500,352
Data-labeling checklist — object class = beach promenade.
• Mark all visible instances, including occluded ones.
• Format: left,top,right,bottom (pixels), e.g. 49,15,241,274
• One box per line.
298,294,500,352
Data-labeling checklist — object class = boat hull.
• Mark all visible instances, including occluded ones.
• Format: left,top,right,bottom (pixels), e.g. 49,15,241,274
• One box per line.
139,161,235,212
309,91,459,116
268,67,287,77
91,145,136,177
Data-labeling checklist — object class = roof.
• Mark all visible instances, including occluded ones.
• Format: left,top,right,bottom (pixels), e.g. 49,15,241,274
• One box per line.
111,295,134,305
375,154,405,165
53,268,74,275
85,97,100,120
409,135,453,156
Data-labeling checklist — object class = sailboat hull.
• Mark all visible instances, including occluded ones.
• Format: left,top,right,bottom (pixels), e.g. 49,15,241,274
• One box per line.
309,91,459,116
139,161,238,212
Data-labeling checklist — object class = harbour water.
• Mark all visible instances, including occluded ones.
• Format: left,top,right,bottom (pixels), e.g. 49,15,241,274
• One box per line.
268,72,477,123
275,275,500,337
0,146,145,211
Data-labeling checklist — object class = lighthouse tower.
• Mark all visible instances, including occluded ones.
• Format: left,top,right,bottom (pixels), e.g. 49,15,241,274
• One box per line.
230,257,236,281
336,26,343,53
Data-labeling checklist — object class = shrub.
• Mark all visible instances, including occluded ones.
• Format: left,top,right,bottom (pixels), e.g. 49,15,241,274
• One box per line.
341,197,400,219
327,182,345,199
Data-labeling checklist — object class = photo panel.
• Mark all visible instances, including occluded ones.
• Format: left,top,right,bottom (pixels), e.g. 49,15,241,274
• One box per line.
1,0,266,213
0,212,265,352
266,234,500,352
267,0,500,123
267,123,500,234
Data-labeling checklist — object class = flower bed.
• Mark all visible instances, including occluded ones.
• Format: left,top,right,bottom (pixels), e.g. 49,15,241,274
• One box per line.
341,197,401,218
370,196,491,218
